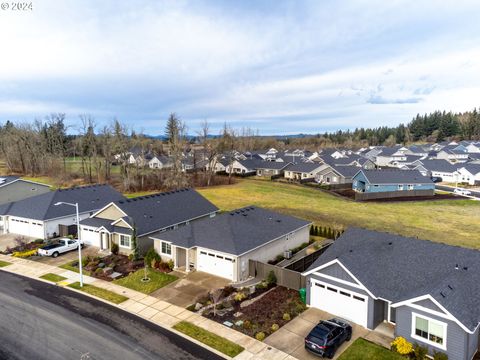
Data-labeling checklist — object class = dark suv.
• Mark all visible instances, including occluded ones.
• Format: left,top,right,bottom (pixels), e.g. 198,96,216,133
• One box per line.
304,318,352,358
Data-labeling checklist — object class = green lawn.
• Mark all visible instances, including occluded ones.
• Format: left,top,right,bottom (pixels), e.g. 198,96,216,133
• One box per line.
59,260,91,276
198,179,480,248
338,338,403,360
0,260,12,267
68,282,128,304
173,321,244,357
40,273,68,283
113,268,178,294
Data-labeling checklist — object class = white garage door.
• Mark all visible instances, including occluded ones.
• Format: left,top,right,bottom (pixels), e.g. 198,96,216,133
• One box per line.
8,218,44,238
197,250,234,280
310,279,368,328
80,227,100,247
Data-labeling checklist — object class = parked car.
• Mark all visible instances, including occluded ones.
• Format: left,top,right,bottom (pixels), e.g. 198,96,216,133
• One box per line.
38,238,83,258
305,318,352,358
454,188,472,196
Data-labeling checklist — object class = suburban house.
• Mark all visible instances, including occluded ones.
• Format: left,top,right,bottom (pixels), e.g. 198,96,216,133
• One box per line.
315,165,359,185
352,169,435,200
0,184,124,239
150,206,311,281
457,165,480,185
303,227,480,360
148,155,173,169
0,176,50,205
375,147,407,167
416,159,460,182
255,161,291,177
284,163,324,181
226,159,258,175
80,188,218,255
437,148,469,162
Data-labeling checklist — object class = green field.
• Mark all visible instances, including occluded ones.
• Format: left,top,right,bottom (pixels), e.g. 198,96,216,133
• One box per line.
198,179,480,248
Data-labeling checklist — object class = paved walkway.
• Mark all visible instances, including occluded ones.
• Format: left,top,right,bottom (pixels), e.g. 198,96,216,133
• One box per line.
0,254,297,360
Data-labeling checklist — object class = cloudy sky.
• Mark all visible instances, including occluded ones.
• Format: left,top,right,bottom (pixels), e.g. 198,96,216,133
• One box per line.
1,0,480,135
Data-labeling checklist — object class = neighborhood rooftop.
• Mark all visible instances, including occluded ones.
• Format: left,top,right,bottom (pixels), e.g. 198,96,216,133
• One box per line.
306,227,480,331
151,205,311,256
357,169,433,184
0,184,125,220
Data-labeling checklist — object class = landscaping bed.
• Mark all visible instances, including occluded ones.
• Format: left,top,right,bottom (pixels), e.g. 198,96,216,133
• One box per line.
113,268,178,294
0,237,44,257
198,284,306,341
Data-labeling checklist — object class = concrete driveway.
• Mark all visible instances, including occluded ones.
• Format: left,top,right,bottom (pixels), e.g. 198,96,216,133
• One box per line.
265,307,369,360
150,271,231,308
0,234,35,252
32,245,101,266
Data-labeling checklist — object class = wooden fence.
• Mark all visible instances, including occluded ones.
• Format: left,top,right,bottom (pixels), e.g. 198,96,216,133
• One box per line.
249,260,306,290
285,243,332,273
355,189,434,201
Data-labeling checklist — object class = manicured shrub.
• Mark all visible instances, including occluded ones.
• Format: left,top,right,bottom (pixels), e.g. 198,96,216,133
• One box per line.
111,242,119,255
167,259,174,270
433,351,448,360
271,323,279,332
255,332,265,341
34,239,44,244
128,254,134,261
234,292,247,302
283,313,291,321
95,268,103,275
144,247,161,268
413,343,428,360
391,336,413,356
12,249,38,258
243,320,252,330
266,270,277,286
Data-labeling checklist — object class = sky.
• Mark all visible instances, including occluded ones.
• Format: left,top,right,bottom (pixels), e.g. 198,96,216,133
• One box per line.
1,0,480,136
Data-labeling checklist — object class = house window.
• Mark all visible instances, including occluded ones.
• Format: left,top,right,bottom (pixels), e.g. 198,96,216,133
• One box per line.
408,184,414,190
398,184,404,191
119,235,131,248
412,313,446,349
161,241,172,255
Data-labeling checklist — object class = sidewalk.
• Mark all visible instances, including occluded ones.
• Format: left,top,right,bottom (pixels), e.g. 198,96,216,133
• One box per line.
0,254,297,360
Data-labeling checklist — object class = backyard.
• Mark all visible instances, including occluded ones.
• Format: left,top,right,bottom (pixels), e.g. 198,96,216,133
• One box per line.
198,179,480,248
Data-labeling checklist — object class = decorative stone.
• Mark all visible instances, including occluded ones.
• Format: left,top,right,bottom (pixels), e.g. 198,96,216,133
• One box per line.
223,321,233,328
233,311,243,318
109,272,122,279
235,320,244,327
249,286,256,294
194,302,203,311
97,262,105,268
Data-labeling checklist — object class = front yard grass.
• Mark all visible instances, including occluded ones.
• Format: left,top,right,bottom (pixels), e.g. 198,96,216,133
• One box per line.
68,282,128,304
59,260,91,276
338,338,404,360
173,321,244,357
0,260,12,267
198,179,480,248
40,273,67,283
113,268,178,294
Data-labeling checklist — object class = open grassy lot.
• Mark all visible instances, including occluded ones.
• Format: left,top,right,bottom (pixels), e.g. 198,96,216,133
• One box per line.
0,260,12,267
198,179,480,248
173,321,244,357
40,273,67,283
68,282,128,304
338,338,403,360
113,268,178,294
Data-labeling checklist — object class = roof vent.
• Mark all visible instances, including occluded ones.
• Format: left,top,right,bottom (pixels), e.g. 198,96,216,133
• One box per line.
455,264,459,270
463,266,468,271
440,292,446,298
242,213,248,217
230,213,235,216
447,285,454,290
349,249,353,253
276,219,282,223
388,242,393,245
119,200,124,204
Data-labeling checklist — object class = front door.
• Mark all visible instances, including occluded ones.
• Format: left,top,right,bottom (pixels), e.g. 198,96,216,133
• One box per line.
101,233,110,250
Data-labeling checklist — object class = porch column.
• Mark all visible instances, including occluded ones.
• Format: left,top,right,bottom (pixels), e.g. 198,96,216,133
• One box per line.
173,246,178,270
185,248,190,272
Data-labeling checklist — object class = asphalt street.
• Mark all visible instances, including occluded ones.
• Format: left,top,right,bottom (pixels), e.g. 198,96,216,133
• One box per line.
0,271,225,360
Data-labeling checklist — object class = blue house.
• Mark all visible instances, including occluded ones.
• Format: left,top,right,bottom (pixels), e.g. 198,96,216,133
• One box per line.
352,169,435,200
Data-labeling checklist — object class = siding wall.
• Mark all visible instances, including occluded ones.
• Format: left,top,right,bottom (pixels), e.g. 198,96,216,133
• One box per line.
395,305,475,360
44,212,92,238
237,225,310,282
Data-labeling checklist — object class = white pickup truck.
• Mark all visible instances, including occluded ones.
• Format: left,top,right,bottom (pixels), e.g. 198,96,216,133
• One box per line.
37,238,83,258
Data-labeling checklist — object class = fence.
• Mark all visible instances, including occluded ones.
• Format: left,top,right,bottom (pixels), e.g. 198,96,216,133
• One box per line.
58,224,77,237
249,260,306,290
285,243,332,273
355,189,435,201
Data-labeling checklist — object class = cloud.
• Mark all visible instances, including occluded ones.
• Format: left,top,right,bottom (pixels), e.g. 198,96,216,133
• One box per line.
1,0,480,134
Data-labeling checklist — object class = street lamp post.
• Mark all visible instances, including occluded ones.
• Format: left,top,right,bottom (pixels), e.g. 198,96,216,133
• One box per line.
54,201,83,287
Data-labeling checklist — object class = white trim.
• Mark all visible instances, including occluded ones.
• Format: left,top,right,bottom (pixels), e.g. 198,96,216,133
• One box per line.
313,272,364,290
160,241,172,256
90,202,128,219
111,217,133,229
411,311,447,351
392,294,475,334
118,234,132,249
302,258,377,299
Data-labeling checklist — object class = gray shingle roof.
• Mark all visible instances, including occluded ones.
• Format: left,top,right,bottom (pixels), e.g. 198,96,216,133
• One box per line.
329,165,360,178
356,169,433,184
305,227,480,331
150,206,311,256
419,159,458,173
461,164,480,175
285,162,323,173
112,188,218,236
1,184,125,220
